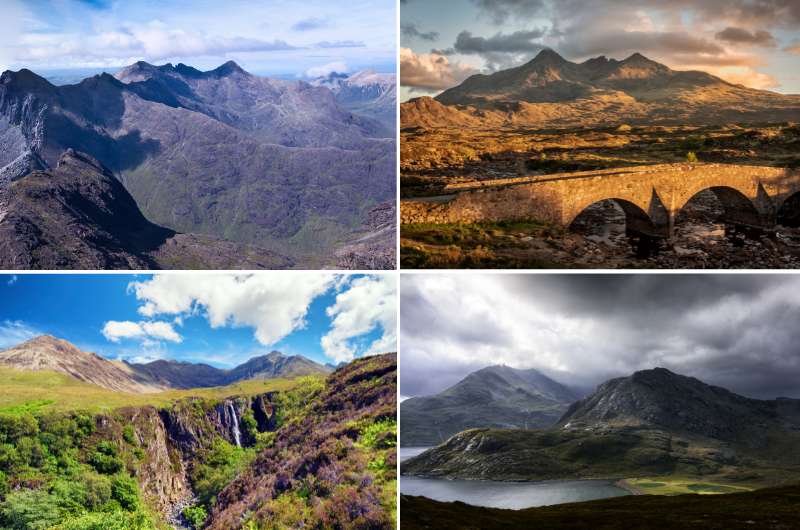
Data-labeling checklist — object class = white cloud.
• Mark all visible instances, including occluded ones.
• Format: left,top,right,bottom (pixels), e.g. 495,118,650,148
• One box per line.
400,47,477,91
102,320,182,344
321,275,397,363
305,61,349,77
0,320,40,349
14,21,297,67
129,273,337,346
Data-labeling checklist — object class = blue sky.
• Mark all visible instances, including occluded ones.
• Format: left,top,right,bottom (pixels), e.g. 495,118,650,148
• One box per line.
1,0,396,78
0,273,396,368
401,0,800,101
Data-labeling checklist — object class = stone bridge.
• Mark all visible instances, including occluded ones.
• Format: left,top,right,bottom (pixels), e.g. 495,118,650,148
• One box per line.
400,163,800,238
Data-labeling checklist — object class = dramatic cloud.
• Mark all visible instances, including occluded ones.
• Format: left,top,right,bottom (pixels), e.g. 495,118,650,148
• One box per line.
472,0,546,24
401,0,799,93
0,320,40,349
715,27,777,47
401,275,800,400
321,275,397,363
401,23,439,42
102,320,182,344
448,29,548,70
400,47,477,90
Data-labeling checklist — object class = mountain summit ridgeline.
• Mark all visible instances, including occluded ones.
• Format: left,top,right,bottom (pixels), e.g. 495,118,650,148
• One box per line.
401,50,800,128
0,61,397,268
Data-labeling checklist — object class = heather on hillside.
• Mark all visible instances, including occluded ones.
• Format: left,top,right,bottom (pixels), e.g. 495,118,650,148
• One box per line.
0,354,397,530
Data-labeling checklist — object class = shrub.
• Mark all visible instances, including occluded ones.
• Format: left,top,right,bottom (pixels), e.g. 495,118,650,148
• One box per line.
0,489,63,530
358,419,397,449
122,426,137,445
182,504,208,529
88,452,122,475
110,475,140,511
54,510,155,530
686,151,698,163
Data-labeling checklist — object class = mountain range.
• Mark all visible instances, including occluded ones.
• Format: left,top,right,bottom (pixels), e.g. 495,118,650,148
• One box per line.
401,50,800,129
401,367,800,485
0,335,331,392
0,61,396,268
401,365,579,446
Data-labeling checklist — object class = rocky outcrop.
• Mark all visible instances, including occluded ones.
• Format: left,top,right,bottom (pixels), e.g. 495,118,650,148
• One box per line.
96,392,281,520
207,353,397,529
0,335,165,393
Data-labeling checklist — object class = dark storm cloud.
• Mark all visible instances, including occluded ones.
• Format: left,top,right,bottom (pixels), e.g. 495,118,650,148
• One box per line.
401,275,800,401
715,27,777,46
401,23,439,42
452,29,548,55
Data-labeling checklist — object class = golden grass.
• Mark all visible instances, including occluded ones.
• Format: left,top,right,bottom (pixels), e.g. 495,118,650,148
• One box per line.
0,367,305,414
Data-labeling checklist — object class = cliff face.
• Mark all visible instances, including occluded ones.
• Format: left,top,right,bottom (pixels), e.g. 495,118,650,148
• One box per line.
207,353,398,529
94,392,280,519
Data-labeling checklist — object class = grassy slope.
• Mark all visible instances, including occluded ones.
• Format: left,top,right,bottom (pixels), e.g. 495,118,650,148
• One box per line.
400,427,800,488
0,366,301,414
401,484,800,529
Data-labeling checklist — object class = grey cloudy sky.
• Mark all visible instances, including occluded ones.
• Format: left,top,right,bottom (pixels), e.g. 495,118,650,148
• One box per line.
401,274,800,400
401,0,800,100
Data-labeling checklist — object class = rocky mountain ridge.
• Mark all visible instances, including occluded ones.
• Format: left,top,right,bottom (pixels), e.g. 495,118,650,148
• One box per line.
0,61,396,266
0,334,330,392
401,364,579,446
401,50,800,128
401,368,800,485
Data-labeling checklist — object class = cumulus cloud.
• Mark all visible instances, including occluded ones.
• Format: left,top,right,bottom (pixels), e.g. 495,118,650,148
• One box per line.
400,47,477,90
129,274,336,346
401,275,800,400
102,320,182,344
0,320,40,349
715,27,777,47
306,61,349,77
321,275,397,363
401,23,439,42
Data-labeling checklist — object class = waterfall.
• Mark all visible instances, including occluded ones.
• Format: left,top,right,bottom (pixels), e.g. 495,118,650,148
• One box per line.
228,402,241,447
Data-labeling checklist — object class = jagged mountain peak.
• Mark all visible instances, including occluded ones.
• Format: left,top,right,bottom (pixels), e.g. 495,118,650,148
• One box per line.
0,68,56,93
213,60,248,77
558,367,785,443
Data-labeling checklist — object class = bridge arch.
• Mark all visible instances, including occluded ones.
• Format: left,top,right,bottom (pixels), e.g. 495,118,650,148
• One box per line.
675,185,770,229
567,197,666,239
776,191,800,227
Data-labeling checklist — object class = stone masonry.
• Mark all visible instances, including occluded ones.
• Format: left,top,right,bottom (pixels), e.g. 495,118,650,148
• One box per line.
400,163,800,238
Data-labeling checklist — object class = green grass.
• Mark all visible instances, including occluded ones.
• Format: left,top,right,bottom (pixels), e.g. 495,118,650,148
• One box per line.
624,477,753,496
401,483,800,529
0,367,305,414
